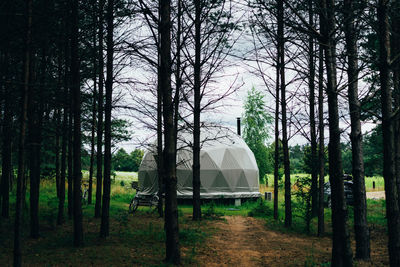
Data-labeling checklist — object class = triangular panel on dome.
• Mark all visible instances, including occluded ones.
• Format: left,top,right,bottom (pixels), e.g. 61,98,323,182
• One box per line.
211,172,231,192
221,149,241,170
200,169,219,192
236,170,250,191
200,151,219,170
205,148,226,167
229,147,254,169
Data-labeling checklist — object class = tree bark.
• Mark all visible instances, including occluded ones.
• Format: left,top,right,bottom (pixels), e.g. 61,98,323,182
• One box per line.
100,0,114,238
273,42,280,221
95,0,105,218
1,51,11,219
71,0,84,247
28,48,46,239
377,1,400,265
277,0,291,227
14,0,32,264
88,1,98,205
343,0,370,259
57,105,67,225
55,109,61,199
317,44,325,236
160,0,180,263
308,0,318,218
321,0,353,264
192,0,202,221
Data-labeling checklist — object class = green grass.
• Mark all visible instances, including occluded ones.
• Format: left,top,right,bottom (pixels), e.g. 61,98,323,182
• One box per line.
265,173,385,192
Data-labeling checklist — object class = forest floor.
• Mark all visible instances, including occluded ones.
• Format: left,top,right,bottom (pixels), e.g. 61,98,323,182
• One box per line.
196,216,389,267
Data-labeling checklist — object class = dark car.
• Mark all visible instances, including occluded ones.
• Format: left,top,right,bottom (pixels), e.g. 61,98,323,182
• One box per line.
324,175,354,208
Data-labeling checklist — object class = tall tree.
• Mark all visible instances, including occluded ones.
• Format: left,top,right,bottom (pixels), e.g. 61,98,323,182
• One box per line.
160,0,180,263
192,0,202,221
277,0,292,227
95,0,106,219
71,0,84,247
14,0,33,264
377,0,400,265
100,0,114,238
343,0,370,259
321,0,353,264
308,0,318,217
317,43,325,236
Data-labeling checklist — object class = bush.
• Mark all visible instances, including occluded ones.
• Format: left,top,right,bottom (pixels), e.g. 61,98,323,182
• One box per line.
248,198,273,217
203,201,224,220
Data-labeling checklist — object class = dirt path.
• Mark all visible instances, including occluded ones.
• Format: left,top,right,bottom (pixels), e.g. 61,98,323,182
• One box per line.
197,215,389,266
197,216,332,266
366,191,385,200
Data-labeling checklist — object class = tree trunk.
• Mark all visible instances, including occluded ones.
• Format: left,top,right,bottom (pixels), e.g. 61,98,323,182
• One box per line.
1,51,11,219
321,0,353,264
317,44,325,236
57,106,67,225
160,0,180,263
391,0,400,222
192,0,202,221
55,108,61,199
28,48,46,239
71,0,84,247
377,1,400,265
100,0,114,238
95,0,105,218
343,0,370,260
88,2,98,205
273,44,280,221
308,0,318,218
14,0,32,264
278,0,291,227
157,0,164,219
88,75,97,206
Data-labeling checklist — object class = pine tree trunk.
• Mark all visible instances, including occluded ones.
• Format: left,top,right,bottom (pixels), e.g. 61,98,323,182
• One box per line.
100,0,114,238
55,109,61,199
95,0,105,219
28,48,46,239
377,1,400,265
321,0,353,264
88,76,97,205
71,0,84,247
1,51,11,219
308,0,318,218
278,0,291,227
14,0,32,264
160,0,180,263
343,0,370,259
57,106,67,225
88,3,98,205
317,44,325,236
273,45,280,221
192,0,202,221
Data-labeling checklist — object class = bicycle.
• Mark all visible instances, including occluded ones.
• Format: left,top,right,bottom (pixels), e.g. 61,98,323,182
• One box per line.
128,181,159,214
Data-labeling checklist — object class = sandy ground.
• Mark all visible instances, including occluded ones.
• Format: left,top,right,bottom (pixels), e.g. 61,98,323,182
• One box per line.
196,216,389,267
366,191,385,200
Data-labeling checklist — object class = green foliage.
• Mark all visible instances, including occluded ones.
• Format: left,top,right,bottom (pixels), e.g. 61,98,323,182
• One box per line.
112,148,144,172
363,125,383,176
248,198,273,217
242,87,273,181
203,201,224,220
292,176,312,232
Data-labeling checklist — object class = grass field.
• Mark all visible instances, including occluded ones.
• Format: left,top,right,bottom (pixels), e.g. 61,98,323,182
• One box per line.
265,173,385,192
0,173,388,266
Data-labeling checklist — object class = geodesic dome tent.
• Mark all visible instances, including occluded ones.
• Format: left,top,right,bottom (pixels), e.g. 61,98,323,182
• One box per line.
138,128,261,199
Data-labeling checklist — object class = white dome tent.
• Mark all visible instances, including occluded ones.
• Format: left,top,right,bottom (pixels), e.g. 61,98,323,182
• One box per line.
137,128,261,200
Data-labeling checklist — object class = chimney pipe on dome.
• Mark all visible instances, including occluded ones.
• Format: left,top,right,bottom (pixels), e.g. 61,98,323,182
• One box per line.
237,117,241,136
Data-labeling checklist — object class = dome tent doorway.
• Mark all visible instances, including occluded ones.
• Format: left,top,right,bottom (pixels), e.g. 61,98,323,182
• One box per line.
138,128,262,200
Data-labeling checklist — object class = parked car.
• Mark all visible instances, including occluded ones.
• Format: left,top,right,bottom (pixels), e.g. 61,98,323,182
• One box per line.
324,174,354,208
